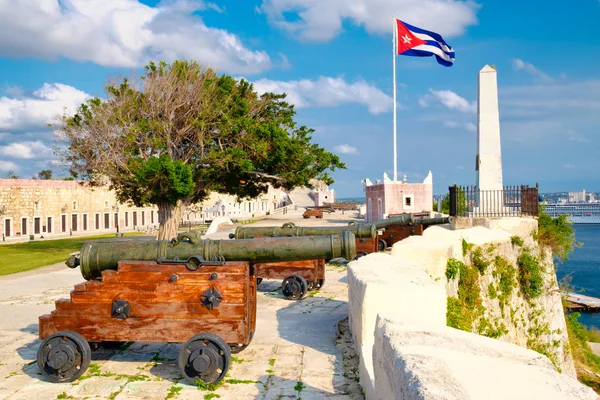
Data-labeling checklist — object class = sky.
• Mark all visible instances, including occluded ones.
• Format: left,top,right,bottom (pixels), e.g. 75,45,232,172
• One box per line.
0,0,599,198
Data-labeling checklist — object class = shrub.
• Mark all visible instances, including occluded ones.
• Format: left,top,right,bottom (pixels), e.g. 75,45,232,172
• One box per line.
517,250,544,299
537,207,578,262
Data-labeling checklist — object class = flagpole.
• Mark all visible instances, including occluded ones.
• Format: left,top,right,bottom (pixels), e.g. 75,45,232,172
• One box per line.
392,16,397,182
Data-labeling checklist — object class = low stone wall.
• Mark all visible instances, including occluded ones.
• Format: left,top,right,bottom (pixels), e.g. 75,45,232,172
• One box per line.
348,218,597,399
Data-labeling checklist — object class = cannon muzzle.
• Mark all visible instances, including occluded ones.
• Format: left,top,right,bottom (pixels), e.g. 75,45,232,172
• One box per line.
67,232,357,280
414,216,453,226
230,222,376,240
371,213,415,229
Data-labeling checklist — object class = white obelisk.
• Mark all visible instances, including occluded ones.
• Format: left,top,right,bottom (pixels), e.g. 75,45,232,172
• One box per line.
476,65,503,192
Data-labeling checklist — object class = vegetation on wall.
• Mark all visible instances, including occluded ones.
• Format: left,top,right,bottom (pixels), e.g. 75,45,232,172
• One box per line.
537,206,578,261
566,312,600,393
445,255,507,338
517,249,544,300
446,242,558,366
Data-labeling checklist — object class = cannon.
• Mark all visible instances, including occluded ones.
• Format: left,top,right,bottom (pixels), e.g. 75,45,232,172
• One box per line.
375,215,453,250
229,223,377,297
37,232,356,386
230,222,376,240
68,231,356,281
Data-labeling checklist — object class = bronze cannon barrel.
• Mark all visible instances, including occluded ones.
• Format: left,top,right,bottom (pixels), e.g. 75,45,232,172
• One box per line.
67,232,357,280
371,213,415,229
414,216,453,226
230,222,376,240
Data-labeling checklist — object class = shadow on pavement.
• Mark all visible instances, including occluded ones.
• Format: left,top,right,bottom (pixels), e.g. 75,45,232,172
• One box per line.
253,374,348,399
275,296,347,355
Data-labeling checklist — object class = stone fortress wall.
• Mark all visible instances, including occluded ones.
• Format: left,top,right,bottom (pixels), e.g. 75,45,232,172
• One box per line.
347,218,597,399
0,179,291,241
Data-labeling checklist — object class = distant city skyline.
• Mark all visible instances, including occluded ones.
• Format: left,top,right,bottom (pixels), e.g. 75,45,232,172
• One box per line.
0,0,599,198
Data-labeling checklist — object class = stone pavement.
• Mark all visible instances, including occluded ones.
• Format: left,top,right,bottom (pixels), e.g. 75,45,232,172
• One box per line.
0,210,364,400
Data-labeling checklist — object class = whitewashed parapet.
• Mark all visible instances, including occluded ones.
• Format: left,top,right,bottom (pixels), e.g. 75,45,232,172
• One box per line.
347,217,593,399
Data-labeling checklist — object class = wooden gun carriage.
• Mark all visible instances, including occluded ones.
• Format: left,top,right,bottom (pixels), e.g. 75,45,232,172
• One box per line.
37,232,355,385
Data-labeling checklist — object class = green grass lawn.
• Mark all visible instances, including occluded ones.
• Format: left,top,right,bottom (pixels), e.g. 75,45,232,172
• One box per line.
0,233,147,276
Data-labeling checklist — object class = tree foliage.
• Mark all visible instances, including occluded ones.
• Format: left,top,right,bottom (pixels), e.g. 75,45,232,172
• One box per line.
37,170,53,180
56,60,345,239
4,170,18,179
537,206,578,262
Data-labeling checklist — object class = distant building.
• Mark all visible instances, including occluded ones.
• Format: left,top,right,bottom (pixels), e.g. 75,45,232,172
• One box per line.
313,188,335,207
569,190,586,203
362,171,433,222
0,179,292,241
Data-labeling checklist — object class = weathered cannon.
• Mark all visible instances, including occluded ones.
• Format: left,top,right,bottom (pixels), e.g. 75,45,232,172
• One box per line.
68,231,357,281
377,215,453,249
37,232,356,386
415,216,453,226
229,222,376,240
370,213,415,229
229,223,376,298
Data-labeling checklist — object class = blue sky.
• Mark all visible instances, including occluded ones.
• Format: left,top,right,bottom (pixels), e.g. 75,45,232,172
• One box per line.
0,0,599,198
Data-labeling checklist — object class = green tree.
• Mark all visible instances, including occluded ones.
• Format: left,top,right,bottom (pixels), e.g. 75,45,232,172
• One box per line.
56,60,345,240
37,170,53,180
4,170,18,179
537,206,578,262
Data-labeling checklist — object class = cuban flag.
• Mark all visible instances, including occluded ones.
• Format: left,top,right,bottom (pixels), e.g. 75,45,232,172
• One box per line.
395,19,455,67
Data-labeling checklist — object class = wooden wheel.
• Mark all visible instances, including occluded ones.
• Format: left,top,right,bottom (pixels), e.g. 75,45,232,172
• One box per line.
281,275,308,300
378,239,387,252
178,333,230,385
37,330,91,383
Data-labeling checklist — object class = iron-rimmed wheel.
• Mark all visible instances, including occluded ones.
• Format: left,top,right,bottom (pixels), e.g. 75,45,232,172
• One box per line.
378,239,387,252
178,333,230,385
37,330,91,383
229,331,254,354
353,251,368,261
281,275,308,300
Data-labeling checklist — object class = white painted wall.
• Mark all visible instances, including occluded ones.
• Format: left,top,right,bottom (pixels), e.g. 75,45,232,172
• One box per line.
347,219,594,399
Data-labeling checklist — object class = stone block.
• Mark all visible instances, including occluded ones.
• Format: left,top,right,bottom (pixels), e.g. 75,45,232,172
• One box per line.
372,315,597,400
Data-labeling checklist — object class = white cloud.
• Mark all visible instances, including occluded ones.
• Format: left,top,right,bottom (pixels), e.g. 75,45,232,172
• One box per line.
0,140,53,159
566,131,589,143
259,0,479,42
422,89,476,113
252,76,392,114
443,120,476,133
562,163,575,169
0,160,19,172
430,89,476,113
334,144,358,154
443,120,459,128
278,53,292,70
0,0,270,74
511,59,553,83
0,83,89,130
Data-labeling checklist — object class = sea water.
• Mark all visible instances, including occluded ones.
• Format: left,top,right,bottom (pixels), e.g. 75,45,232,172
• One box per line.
556,225,600,329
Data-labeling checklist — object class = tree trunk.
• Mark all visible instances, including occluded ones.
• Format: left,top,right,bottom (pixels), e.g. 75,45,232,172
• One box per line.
157,201,183,241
